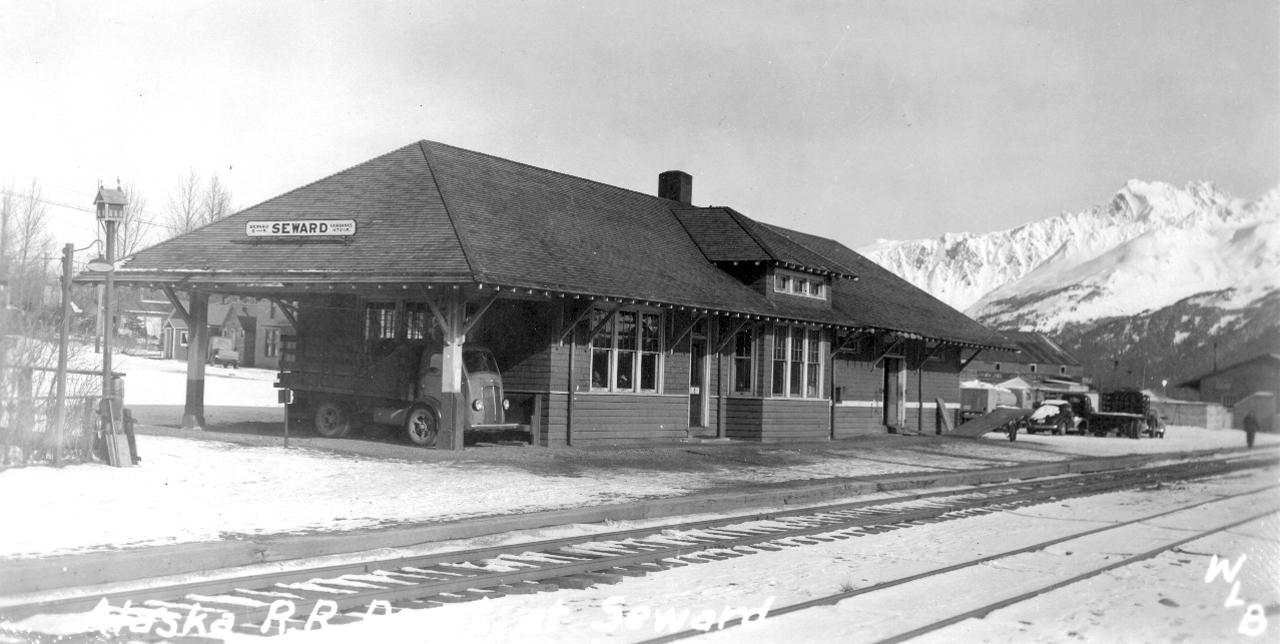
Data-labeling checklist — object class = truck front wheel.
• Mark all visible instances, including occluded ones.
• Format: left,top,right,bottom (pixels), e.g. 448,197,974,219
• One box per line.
313,401,351,439
405,404,439,447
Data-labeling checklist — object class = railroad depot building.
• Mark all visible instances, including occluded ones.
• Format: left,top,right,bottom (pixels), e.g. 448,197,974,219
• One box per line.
106,141,1009,448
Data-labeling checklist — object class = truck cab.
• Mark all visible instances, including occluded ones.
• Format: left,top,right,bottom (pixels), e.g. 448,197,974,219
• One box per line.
405,347,518,446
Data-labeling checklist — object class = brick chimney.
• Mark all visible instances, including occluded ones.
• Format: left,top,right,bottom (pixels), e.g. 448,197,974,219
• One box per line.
658,170,692,204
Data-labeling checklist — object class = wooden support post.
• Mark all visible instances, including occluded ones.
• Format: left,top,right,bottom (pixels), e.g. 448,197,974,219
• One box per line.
439,294,466,451
182,291,209,429
530,393,543,446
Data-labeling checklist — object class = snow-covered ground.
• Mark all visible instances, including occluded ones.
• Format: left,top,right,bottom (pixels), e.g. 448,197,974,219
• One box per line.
191,466,1273,643
1,352,1273,561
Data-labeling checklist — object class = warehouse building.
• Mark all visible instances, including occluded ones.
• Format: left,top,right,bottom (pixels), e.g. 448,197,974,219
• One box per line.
104,141,1009,448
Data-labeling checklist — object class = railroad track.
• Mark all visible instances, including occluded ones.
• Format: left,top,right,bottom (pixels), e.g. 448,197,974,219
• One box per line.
641,481,1280,643
2,451,1275,641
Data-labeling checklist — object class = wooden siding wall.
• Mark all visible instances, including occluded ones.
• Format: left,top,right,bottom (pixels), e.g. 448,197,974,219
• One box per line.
548,304,704,447
464,299,966,445
831,341,963,436
831,355,886,437
725,398,829,441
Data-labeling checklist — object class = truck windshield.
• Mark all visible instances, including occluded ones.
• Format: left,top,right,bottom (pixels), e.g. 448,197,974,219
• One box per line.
464,350,498,374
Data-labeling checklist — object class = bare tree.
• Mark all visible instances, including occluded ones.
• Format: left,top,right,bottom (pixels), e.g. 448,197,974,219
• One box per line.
165,168,203,235
0,186,13,313
9,180,52,312
201,174,233,225
117,181,154,258
164,169,234,238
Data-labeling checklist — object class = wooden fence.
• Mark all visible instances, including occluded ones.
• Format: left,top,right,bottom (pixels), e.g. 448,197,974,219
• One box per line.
0,365,114,467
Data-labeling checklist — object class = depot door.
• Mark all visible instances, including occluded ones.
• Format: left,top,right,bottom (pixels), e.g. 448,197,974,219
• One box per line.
689,331,708,430
883,357,905,429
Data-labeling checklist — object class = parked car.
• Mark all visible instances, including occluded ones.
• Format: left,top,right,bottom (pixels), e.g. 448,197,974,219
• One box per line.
211,348,240,368
1027,399,1074,435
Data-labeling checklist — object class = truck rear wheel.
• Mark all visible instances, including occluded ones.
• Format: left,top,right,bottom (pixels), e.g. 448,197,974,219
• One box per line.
313,401,351,438
405,404,439,447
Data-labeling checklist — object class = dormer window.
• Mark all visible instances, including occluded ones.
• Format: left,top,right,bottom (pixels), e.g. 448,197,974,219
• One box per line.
773,269,827,300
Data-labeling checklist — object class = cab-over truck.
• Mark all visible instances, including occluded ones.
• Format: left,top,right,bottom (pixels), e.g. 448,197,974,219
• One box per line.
275,298,520,447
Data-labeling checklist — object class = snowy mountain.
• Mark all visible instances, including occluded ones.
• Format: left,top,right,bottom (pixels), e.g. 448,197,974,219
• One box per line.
857,180,1279,391
859,180,1278,329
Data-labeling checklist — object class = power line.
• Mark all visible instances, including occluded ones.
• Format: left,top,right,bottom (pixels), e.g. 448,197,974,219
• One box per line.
0,188,182,232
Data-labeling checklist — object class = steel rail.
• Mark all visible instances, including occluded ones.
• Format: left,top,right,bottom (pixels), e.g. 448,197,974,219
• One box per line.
0,457,1160,618
637,484,1280,643
2,453,1273,637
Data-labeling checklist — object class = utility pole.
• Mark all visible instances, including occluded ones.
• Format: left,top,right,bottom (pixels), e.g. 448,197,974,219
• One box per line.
94,182,129,466
1,193,8,410
53,243,73,465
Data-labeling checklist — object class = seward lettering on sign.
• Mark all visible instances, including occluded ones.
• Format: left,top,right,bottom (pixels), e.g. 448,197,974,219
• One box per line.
245,220,356,237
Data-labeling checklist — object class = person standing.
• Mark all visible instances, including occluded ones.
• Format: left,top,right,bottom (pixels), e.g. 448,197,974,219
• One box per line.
1243,411,1258,448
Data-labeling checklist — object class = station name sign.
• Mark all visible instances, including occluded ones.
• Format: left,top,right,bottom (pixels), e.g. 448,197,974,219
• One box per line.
246,219,356,238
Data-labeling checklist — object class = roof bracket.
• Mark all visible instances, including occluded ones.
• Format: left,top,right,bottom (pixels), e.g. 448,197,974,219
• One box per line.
460,293,500,337
959,348,984,371
831,330,870,356
666,313,707,354
557,299,603,346
917,341,945,367
872,338,904,367
584,303,624,344
713,318,752,354
269,298,299,328
162,285,192,327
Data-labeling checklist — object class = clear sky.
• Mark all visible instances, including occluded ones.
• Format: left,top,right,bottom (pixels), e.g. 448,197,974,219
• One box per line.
2,0,1276,252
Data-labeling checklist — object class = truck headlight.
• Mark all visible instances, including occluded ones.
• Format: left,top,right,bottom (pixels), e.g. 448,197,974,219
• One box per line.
472,399,484,411
502,398,510,410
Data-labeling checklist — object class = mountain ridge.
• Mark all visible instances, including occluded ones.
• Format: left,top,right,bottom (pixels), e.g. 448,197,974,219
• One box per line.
855,180,1279,392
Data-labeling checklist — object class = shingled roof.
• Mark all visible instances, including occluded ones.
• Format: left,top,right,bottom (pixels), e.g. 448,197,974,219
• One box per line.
116,140,1007,348
674,207,854,278
754,223,1008,348
981,331,1081,366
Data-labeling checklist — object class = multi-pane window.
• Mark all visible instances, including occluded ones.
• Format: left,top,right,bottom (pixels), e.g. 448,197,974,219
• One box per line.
806,328,821,397
264,328,280,358
405,302,428,340
789,326,804,395
590,309,614,390
590,308,662,392
773,269,828,300
732,327,755,394
771,325,823,398
772,327,788,395
639,312,660,390
364,302,397,340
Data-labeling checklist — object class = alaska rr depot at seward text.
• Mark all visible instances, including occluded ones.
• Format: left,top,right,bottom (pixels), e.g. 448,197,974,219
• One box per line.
95,141,1011,449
